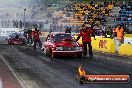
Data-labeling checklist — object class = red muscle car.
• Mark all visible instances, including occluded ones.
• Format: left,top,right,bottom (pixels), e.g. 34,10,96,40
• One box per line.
6,33,26,45
42,32,83,58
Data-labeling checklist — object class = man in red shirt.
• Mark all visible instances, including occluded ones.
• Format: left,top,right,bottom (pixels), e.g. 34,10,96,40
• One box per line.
76,24,96,58
32,28,42,50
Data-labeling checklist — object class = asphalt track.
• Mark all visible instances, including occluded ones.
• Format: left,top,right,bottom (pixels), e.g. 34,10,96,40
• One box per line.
0,54,22,88
0,44,132,88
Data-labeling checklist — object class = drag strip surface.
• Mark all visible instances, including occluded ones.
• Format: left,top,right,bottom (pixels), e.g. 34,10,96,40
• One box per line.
0,44,131,88
0,55,22,88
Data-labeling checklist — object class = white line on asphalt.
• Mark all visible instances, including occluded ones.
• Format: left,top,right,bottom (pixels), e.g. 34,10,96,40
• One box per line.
0,55,31,88
0,78,3,88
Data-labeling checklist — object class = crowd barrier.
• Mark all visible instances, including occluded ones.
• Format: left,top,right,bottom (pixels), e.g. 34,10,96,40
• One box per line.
124,34,132,44
118,34,132,56
118,44,132,56
74,36,115,53
40,32,49,37
92,38,115,53
124,34,132,38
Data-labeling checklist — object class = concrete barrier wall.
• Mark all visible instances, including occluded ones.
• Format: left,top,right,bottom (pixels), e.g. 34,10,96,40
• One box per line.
118,34,132,56
124,34,132,45
118,44,132,56
124,34,132,38
91,38,115,53
74,36,115,53
40,32,49,37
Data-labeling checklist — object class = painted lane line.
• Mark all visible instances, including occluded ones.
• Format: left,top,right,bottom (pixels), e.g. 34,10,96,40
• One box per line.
0,78,3,88
0,55,31,88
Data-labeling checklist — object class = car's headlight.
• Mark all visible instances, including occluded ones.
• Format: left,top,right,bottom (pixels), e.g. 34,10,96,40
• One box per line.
56,47,63,50
76,47,82,51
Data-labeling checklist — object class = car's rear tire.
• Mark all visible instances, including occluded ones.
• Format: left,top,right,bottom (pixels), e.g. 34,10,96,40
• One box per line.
51,51,56,58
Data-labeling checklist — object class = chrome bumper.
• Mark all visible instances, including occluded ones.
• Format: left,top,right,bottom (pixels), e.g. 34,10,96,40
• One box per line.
53,51,82,53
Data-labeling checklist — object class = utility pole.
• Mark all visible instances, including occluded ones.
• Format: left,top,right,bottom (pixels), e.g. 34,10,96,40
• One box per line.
24,8,26,29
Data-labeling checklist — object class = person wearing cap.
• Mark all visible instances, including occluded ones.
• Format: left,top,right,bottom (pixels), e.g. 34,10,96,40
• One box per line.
76,24,96,58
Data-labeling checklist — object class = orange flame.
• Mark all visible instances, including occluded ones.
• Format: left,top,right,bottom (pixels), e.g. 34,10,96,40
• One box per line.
78,66,86,76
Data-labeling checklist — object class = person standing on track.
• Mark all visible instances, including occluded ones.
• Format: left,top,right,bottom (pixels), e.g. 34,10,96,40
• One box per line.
32,28,42,50
76,24,96,58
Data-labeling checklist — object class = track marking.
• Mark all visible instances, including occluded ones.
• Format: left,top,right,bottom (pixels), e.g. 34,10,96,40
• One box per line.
0,78,3,88
0,55,31,88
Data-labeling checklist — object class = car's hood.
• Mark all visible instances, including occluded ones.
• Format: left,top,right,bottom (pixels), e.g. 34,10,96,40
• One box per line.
9,37,24,41
55,39,78,46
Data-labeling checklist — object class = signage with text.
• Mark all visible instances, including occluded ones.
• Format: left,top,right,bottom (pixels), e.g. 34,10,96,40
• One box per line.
99,40,107,49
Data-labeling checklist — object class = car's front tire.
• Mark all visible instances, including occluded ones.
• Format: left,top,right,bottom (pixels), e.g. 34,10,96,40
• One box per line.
43,48,48,56
51,51,56,58
77,54,82,58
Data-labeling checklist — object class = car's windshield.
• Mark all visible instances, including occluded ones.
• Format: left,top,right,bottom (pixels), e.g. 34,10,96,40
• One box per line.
52,34,74,42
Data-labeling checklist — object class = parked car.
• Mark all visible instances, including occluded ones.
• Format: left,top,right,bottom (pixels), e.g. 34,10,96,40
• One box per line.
6,33,26,45
42,32,83,58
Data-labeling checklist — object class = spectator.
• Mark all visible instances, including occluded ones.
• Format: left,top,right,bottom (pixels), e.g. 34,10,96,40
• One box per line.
105,26,112,38
65,27,71,34
12,20,16,28
7,20,10,28
19,20,23,28
15,20,18,28
23,29,28,39
112,24,124,45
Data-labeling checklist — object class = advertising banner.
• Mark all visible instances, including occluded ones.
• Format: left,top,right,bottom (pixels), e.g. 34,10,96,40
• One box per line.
74,36,115,53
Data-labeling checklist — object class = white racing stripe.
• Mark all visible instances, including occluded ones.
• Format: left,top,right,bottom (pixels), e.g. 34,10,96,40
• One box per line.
0,55,31,88
0,78,3,88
